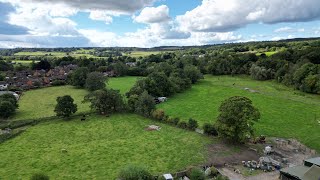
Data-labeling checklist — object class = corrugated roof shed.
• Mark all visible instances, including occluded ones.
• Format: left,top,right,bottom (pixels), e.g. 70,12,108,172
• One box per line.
280,165,310,179
302,165,320,180
304,157,320,167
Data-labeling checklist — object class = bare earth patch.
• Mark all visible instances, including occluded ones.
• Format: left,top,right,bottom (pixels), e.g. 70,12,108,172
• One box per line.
205,137,317,180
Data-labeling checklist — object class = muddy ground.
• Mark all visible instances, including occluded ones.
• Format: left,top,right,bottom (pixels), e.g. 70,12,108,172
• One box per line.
205,137,317,180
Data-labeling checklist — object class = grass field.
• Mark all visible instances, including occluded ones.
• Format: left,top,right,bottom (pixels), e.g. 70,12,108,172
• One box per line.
124,51,162,57
15,51,67,56
13,77,138,120
13,86,90,120
256,51,277,56
13,60,39,64
14,51,98,58
108,76,139,94
0,114,213,179
158,75,320,151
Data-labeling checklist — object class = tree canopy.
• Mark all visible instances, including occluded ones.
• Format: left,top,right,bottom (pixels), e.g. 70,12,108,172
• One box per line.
215,96,260,143
54,95,77,118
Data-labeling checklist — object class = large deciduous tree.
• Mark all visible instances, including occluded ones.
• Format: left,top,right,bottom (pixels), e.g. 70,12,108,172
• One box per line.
0,94,18,119
84,89,125,115
215,96,260,143
134,91,155,117
85,72,106,91
54,95,77,118
70,67,89,88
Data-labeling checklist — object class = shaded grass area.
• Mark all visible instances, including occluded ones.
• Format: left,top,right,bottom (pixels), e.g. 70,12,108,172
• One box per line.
158,75,320,151
0,114,213,179
13,86,90,120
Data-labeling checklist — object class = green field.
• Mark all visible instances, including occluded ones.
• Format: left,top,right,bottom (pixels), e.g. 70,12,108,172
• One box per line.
107,76,139,94
158,75,320,151
15,51,67,56
13,77,138,120
124,51,162,57
0,114,213,179
256,51,277,56
14,51,98,58
13,60,39,64
13,86,90,120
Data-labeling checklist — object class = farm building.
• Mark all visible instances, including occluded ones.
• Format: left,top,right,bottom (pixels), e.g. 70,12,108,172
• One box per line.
280,157,320,180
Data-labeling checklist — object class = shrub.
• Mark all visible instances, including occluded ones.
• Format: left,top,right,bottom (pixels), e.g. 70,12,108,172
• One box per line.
210,166,219,176
172,118,180,126
118,165,153,180
30,173,49,180
167,117,180,126
151,109,165,121
215,175,229,180
51,80,66,86
178,121,188,129
203,123,218,136
188,118,198,130
0,101,16,119
188,168,205,180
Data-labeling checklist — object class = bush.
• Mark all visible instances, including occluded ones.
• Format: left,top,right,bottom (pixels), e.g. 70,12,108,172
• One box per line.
188,168,205,180
188,118,198,130
215,175,229,180
166,117,180,126
51,80,66,86
30,173,49,180
203,123,218,136
151,109,165,121
210,166,219,176
0,101,16,119
118,165,153,180
178,121,188,129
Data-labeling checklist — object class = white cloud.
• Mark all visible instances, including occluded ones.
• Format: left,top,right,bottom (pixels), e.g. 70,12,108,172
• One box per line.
89,11,113,24
1,0,155,14
274,27,305,33
134,5,170,24
177,0,320,32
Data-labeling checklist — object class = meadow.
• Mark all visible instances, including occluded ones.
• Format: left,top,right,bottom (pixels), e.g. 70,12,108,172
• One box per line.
107,76,139,94
0,114,213,179
13,77,138,120
13,86,90,120
124,51,162,57
158,75,320,151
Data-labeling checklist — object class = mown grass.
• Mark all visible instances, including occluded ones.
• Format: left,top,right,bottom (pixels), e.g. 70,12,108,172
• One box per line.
158,75,320,151
0,114,213,179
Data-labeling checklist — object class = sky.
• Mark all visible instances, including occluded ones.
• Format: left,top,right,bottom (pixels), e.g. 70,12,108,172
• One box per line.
0,0,320,48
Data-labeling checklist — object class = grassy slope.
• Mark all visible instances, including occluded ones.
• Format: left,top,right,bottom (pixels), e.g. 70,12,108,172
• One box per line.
0,114,213,179
158,75,320,151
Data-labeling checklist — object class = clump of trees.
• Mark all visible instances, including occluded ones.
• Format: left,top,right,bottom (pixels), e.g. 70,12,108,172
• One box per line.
0,94,18,119
54,95,77,118
215,96,260,143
